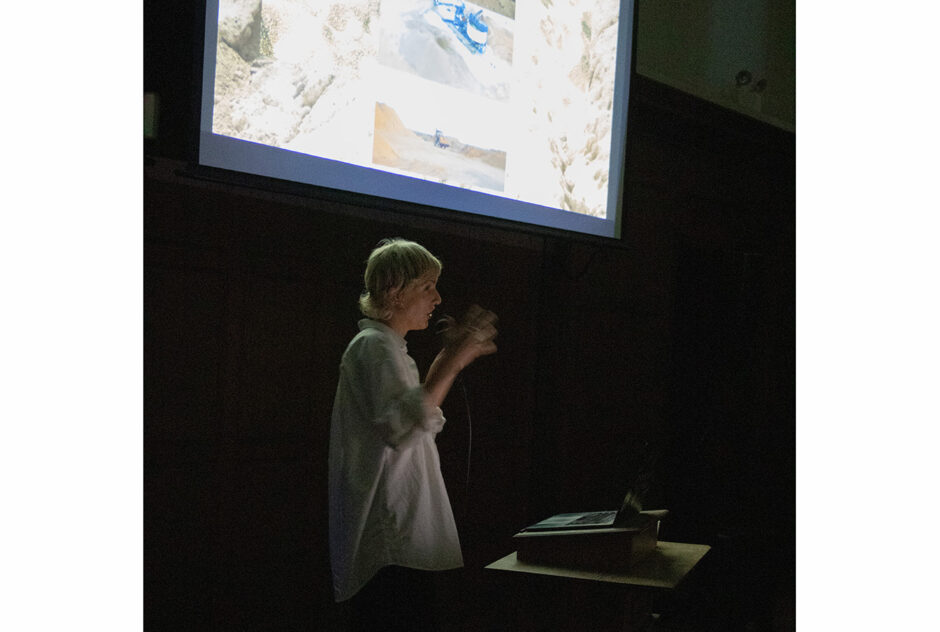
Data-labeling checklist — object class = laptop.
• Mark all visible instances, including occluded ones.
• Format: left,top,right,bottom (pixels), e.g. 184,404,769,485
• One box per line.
519,491,650,532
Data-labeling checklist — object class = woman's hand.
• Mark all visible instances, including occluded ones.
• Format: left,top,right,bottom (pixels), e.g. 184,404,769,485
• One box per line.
438,304,498,370
424,305,498,408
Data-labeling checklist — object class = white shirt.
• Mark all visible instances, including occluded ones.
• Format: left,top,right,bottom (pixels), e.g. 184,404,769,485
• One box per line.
328,319,463,602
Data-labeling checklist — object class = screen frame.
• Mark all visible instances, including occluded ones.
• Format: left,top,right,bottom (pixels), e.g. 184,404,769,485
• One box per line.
189,0,639,246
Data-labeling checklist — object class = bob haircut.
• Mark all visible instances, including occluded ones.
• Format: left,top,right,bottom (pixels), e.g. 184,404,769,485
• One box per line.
359,238,442,320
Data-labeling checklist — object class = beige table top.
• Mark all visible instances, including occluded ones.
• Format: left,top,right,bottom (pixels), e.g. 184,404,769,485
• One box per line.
485,541,711,590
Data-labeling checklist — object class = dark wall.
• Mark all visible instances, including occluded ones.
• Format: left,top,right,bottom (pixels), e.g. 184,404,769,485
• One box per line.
145,3,794,630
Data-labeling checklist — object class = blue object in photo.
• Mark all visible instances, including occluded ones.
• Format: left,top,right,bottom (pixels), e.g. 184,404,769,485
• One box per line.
432,0,489,54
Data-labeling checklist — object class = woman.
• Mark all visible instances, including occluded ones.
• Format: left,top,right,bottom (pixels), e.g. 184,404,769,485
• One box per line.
328,238,497,631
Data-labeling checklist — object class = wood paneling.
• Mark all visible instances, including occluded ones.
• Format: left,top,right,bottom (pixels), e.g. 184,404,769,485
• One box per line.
144,75,794,630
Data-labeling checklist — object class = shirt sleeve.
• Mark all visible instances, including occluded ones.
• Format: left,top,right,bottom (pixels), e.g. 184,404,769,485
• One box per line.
347,333,445,449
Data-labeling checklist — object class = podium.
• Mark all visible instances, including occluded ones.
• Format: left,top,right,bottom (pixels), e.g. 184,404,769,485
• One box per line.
512,516,660,571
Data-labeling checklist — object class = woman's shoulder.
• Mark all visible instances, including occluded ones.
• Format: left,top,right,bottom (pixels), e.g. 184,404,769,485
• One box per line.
345,320,398,356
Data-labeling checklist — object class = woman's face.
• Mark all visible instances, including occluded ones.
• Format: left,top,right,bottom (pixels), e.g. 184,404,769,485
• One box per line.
388,270,441,336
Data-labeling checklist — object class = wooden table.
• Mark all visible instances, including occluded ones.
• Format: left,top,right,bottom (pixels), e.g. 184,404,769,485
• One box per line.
484,541,711,631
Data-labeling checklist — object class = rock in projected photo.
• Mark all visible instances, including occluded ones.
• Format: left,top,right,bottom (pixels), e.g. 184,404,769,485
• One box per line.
377,0,514,102
373,102,507,192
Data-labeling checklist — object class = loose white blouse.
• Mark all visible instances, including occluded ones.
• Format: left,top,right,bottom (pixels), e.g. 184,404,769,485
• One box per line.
328,319,463,602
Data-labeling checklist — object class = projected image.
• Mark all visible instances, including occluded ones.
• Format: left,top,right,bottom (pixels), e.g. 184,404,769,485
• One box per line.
373,101,507,192
203,0,631,238
376,0,515,102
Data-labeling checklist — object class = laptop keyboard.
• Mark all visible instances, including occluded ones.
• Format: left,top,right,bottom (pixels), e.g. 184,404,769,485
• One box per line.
571,511,616,524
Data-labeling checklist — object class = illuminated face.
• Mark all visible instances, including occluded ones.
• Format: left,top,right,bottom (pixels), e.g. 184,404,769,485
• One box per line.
388,271,441,336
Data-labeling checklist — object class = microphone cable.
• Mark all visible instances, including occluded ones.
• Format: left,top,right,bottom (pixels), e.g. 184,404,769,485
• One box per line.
458,375,473,514
435,315,476,523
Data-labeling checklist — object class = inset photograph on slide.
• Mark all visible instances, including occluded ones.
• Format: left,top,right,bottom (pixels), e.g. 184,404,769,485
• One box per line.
377,0,515,102
372,101,507,193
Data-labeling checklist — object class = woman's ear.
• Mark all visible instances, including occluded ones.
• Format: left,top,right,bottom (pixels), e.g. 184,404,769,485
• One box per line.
386,286,403,310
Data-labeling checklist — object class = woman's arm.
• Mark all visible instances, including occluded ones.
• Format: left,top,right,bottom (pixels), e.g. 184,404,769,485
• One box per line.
345,332,442,448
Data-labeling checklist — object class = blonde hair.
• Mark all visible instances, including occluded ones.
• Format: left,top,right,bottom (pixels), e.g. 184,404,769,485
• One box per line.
359,238,442,320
